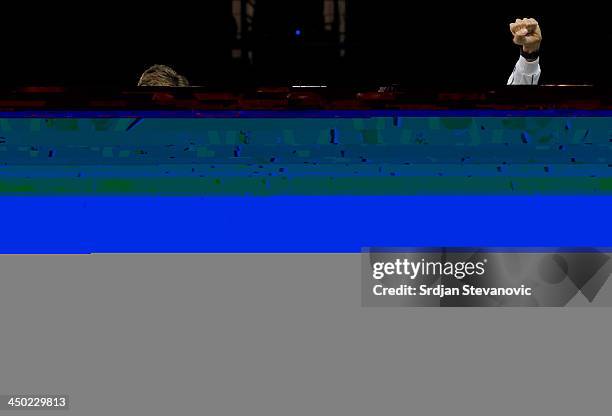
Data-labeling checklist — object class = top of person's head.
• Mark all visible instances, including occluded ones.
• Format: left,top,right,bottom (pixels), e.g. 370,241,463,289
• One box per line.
138,64,189,87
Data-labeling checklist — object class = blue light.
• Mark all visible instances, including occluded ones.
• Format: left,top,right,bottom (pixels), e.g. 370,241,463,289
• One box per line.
295,29,302,36
1,196,612,253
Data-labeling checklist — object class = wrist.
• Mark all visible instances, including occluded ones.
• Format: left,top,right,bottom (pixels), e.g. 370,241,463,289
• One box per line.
520,45,540,62
522,43,540,54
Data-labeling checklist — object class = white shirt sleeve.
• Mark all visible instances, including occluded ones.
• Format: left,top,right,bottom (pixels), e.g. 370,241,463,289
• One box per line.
507,55,541,85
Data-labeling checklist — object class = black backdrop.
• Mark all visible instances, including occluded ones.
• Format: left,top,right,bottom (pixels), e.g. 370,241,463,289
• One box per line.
1,1,609,86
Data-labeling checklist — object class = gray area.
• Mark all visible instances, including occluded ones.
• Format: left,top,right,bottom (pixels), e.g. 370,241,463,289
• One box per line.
1,254,612,415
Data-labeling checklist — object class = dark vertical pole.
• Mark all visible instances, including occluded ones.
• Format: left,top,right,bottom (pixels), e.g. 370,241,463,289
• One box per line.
240,0,249,63
332,0,340,39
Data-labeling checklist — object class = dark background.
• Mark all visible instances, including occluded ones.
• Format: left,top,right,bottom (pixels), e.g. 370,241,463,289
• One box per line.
1,1,609,87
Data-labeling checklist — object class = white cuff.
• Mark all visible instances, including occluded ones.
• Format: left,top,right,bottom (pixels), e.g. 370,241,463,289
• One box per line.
516,55,540,76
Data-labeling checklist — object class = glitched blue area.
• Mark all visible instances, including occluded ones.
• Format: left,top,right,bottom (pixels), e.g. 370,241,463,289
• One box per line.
0,116,608,166
0,111,610,252
1,196,611,253
0,114,610,194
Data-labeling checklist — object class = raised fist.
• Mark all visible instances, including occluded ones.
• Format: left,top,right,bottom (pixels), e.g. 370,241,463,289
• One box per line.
510,18,542,53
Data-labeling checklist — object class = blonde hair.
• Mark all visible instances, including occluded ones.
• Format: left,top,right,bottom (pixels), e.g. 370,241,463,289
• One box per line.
138,64,189,86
